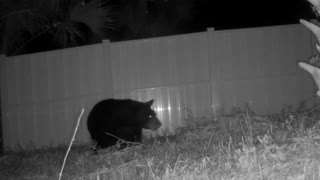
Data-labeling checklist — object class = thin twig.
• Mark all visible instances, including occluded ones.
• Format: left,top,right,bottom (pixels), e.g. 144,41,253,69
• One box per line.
304,104,320,115
105,131,142,146
58,108,85,180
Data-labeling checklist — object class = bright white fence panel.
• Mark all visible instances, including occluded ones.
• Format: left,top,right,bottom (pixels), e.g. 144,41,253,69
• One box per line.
0,43,112,150
111,32,212,135
209,25,314,114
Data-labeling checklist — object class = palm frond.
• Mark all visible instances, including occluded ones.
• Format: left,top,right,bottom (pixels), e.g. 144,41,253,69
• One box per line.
1,0,115,55
53,21,87,47
69,0,115,38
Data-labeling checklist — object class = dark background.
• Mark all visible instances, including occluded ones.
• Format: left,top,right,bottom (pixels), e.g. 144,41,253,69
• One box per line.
192,0,313,30
110,0,315,41
0,0,316,56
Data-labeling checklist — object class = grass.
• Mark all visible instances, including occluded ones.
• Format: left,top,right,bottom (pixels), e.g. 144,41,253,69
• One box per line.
1,106,320,180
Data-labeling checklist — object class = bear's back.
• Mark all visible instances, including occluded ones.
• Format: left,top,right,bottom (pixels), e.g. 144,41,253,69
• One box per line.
87,99,144,128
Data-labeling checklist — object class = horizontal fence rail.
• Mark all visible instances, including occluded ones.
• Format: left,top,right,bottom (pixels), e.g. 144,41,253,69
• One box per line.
0,24,315,150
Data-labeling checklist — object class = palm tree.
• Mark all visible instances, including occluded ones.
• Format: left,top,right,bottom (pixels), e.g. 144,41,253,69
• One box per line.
0,0,114,56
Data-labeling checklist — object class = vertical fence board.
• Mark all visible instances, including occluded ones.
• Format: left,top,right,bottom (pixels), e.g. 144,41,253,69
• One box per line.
111,32,209,91
209,25,314,114
111,33,210,133
0,41,113,150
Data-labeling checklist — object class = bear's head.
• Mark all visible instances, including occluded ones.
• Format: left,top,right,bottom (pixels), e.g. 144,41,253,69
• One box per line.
137,99,162,130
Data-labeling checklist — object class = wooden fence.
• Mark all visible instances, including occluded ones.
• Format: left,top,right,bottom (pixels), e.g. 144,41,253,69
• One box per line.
0,24,315,150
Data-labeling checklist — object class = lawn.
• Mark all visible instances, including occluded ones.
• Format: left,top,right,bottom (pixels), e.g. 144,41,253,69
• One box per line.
1,106,320,180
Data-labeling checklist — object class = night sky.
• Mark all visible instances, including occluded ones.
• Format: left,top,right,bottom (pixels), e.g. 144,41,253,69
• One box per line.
192,0,314,31
0,0,316,55
109,0,316,41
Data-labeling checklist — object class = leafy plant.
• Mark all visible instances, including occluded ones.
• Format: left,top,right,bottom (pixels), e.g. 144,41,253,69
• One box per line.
0,0,114,56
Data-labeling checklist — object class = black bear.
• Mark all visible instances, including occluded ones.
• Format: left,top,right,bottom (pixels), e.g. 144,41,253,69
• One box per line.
87,99,162,149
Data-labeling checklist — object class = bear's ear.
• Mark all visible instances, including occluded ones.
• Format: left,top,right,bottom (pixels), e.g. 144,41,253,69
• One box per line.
145,99,154,106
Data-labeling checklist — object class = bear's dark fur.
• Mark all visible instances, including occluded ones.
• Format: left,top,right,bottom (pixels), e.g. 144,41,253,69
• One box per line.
87,99,162,149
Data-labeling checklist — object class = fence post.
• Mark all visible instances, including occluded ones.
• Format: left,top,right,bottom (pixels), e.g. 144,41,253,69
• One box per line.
206,27,216,118
0,54,5,156
102,39,114,98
